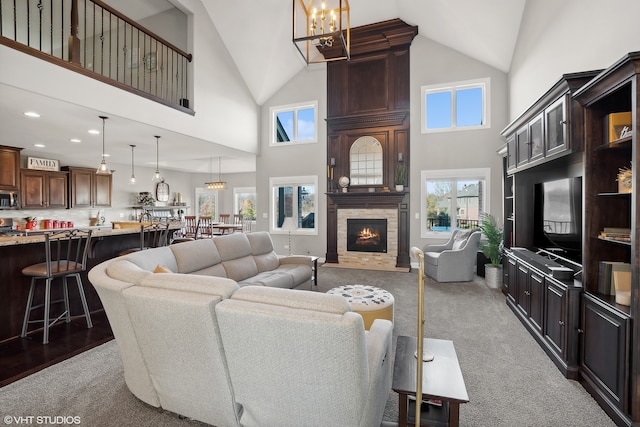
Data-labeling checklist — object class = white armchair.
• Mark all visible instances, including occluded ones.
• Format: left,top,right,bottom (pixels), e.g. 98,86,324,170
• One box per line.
423,229,481,282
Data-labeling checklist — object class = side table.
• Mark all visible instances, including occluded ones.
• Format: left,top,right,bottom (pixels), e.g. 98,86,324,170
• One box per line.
392,335,469,427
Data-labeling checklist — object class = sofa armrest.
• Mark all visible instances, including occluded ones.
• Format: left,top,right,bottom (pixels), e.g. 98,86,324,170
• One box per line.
278,255,313,267
362,318,394,427
366,319,393,372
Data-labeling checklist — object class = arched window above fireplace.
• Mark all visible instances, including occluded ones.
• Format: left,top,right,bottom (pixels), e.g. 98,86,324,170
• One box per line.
350,136,383,185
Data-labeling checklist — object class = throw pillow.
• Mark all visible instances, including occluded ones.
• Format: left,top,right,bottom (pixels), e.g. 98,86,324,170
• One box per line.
153,264,172,273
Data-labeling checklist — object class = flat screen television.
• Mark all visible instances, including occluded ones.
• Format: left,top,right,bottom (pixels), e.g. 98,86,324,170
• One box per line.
533,176,583,264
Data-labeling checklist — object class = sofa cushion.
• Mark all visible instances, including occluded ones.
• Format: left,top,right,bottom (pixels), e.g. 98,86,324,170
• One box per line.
214,233,253,261
230,286,350,314
139,272,238,297
423,251,440,267
190,263,228,278
238,271,293,288
170,239,221,273
222,256,259,282
107,259,153,285
125,246,178,273
246,232,280,272
275,264,312,285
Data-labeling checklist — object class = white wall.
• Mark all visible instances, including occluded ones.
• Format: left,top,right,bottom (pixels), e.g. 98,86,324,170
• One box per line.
256,65,327,257
255,35,508,256
0,1,259,155
509,0,640,121
409,36,508,249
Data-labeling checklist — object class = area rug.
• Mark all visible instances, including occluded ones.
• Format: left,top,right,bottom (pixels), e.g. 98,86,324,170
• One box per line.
0,267,616,426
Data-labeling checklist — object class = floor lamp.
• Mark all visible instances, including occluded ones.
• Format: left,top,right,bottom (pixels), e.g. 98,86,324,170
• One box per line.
281,217,297,256
411,247,435,426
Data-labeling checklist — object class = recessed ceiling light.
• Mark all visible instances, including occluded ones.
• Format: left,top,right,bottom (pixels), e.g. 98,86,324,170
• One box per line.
88,129,100,135
34,143,45,148
24,111,40,118
70,138,81,143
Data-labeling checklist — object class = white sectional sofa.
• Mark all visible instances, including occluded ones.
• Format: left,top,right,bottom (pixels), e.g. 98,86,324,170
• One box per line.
88,231,393,427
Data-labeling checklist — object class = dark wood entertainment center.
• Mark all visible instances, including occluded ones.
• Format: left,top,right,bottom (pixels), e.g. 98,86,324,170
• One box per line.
500,54,640,427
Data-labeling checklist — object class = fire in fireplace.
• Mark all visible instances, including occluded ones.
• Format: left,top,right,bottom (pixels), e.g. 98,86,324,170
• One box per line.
347,219,387,253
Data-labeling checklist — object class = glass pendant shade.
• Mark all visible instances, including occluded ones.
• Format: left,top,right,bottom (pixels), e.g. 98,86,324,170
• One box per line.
129,144,136,184
152,135,162,182
96,116,111,175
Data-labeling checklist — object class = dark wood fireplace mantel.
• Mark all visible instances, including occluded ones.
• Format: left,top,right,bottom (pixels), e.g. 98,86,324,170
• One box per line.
325,19,416,270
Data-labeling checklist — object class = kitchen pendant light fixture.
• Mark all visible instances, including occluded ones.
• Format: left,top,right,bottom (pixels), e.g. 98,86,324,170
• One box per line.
129,144,136,184
205,156,227,190
96,116,111,175
152,135,162,182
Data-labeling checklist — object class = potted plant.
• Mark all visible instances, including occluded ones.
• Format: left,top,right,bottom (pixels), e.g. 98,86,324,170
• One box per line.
479,213,504,289
395,164,406,191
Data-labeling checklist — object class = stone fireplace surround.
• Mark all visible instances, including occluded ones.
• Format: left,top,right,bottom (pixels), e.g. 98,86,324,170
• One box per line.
326,192,410,270
338,208,397,270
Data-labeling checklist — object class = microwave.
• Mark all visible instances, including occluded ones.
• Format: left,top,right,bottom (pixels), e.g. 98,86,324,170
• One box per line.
0,191,19,209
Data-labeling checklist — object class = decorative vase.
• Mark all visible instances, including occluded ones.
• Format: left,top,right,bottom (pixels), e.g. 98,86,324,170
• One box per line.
484,264,503,289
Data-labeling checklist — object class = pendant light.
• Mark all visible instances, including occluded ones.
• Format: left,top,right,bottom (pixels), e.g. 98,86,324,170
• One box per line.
96,116,111,175
152,135,162,182
205,156,227,190
129,144,136,184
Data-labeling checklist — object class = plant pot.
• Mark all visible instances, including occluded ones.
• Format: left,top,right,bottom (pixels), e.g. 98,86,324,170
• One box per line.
484,264,503,289
395,184,404,192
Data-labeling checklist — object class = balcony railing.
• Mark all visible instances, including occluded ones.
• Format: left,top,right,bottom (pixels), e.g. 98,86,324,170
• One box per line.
427,217,479,231
0,0,192,110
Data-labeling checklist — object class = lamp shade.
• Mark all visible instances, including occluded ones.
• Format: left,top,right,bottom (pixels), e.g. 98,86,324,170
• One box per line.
282,217,297,231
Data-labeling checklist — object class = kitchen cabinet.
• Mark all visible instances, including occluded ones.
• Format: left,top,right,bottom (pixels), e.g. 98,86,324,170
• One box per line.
0,146,22,191
20,170,68,209
63,167,112,208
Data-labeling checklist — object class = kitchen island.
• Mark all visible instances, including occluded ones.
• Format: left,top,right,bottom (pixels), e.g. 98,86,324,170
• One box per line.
0,222,182,342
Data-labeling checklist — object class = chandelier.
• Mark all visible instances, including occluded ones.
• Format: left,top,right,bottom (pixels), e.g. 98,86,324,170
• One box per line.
205,157,227,190
293,0,350,64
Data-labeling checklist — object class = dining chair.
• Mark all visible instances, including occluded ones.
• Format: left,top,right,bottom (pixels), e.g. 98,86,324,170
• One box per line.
21,229,93,344
197,216,217,238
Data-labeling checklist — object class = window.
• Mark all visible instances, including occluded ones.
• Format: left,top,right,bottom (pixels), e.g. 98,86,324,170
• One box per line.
270,176,318,235
420,168,491,238
195,188,218,219
421,78,490,133
234,187,257,220
270,101,318,145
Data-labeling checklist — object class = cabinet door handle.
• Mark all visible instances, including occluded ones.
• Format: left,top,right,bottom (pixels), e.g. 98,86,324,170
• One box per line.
560,120,567,125
558,320,565,326
577,328,584,334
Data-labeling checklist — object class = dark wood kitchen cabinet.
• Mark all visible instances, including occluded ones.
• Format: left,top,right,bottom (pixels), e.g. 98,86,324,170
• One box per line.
20,170,68,209
63,166,112,208
0,146,22,191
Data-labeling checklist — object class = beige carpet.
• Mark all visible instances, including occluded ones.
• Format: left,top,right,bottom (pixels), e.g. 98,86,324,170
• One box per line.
0,267,616,426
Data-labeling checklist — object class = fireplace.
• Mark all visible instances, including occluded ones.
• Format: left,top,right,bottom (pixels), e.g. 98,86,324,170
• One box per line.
347,219,387,253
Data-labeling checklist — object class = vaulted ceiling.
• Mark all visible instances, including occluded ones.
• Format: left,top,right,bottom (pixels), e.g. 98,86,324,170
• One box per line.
1,0,526,174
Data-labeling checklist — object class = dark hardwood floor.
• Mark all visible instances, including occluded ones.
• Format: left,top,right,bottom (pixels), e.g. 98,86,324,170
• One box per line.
0,310,113,387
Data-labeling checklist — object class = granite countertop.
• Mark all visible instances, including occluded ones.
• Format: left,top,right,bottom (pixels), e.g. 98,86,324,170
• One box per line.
0,222,183,247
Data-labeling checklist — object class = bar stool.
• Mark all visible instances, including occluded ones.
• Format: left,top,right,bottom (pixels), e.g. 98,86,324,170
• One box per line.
120,222,170,255
21,229,93,344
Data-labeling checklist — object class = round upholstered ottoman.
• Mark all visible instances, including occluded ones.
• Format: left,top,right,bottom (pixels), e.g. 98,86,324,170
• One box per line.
327,285,394,330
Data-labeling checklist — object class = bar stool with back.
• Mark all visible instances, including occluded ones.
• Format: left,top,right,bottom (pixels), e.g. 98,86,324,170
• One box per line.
119,222,170,255
21,229,94,344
